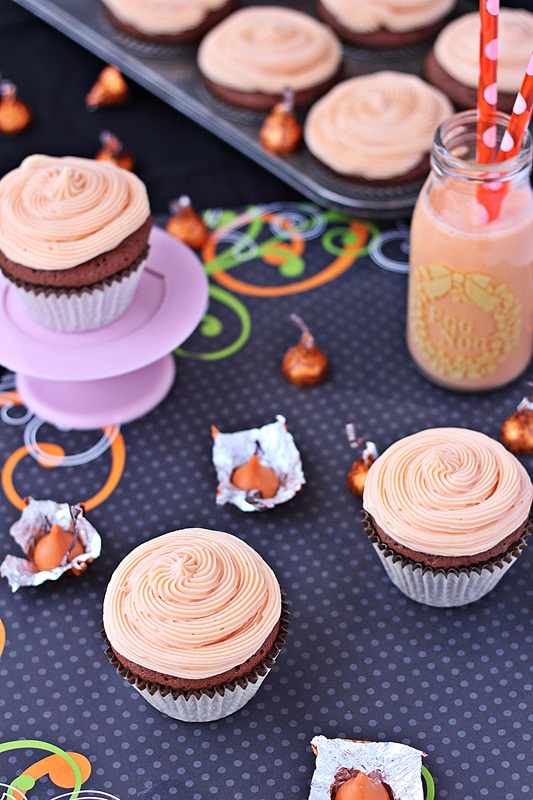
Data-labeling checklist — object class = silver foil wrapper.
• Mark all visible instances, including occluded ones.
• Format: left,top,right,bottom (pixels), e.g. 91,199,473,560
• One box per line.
212,414,305,511
0,497,102,592
309,736,425,800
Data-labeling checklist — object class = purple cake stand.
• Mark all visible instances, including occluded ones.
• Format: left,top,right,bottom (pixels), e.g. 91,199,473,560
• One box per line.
0,227,209,429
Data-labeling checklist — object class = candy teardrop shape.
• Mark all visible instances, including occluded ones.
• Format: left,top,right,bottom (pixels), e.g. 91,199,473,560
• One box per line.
33,523,84,572
335,772,390,800
231,453,279,498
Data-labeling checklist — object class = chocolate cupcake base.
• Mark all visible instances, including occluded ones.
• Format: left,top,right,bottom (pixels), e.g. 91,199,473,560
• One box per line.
102,597,290,722
361,511,532,607
423,50,515,113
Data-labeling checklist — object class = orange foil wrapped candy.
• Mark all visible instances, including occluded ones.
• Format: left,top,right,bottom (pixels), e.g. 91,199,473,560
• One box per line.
500,395,533,455
86,65,131,110
346,423,378,499
0,498,101,592
308,736,428,800
0,79,33,135
259,87,302,157
212,415,305,511
282,313,329,387
95,130,135,171
166,196,209,250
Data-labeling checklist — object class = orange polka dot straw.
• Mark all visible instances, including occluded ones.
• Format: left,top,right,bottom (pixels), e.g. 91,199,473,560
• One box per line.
496,52,533,161
476,0,499,164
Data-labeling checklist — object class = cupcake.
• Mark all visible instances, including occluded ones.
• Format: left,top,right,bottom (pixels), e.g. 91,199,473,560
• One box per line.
362,428,533,607
317,0,456,48
304,72,453,184
197,6,342,111
100,0,236,44
0,155,152,332
102,528,288,722
424,9,533,112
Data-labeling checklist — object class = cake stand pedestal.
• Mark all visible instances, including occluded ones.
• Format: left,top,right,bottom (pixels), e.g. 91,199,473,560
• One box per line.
0,227,209,429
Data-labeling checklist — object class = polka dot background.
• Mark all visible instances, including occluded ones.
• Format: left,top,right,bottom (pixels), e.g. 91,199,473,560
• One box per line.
0,207,532,800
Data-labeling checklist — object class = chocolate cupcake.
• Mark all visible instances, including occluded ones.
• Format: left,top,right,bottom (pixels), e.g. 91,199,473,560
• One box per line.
317,0,456,48
362,428,533,607
101,0,236,44
102,528,288,722
304,72,453,185
197,6,342,111
0,155,151,332
424,9,533,112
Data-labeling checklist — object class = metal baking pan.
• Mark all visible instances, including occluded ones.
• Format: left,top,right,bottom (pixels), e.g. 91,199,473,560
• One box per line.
12,0,448,218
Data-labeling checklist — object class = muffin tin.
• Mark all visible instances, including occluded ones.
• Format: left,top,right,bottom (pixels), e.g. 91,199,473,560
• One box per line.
12,0,468,219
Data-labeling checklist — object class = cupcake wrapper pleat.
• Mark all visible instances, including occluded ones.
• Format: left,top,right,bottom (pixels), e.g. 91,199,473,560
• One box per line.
8,260,146,332
101,596,290,722
361,510,531,607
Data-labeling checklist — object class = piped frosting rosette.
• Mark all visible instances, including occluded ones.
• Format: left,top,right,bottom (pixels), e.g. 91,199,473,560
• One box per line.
0,154,149,270
101,0,230,36
362,428,533,607
197,6,342,94
103,528,287,721
433,9,533,94
304,72,452,180
319,0,454,34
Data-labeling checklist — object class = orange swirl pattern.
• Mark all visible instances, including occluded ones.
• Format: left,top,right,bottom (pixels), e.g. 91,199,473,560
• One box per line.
363,428,533,556
103,528,281,678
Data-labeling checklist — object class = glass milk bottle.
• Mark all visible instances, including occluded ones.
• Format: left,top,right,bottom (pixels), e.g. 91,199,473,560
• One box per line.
407,110,533,391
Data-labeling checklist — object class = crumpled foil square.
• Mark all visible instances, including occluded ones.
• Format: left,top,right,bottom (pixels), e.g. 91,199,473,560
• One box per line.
212,414,305,511
309,736,426,800
0,497,102,592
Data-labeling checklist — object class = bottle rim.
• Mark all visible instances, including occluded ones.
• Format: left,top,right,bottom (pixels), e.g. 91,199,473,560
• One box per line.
432,109,532,184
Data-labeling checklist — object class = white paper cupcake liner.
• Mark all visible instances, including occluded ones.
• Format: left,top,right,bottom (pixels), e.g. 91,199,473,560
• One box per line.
10,260,146,332
361,511,532,607
102,597,289,722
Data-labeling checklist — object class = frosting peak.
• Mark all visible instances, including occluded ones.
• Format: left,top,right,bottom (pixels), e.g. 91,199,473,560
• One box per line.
320,0,455,34
103,528,281,679
0,155,150,269
363,428,533,556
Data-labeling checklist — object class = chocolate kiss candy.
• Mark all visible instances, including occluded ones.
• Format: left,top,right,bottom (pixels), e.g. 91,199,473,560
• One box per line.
95,130,135,171
166,196,209,250
231,453,279,499
86,65,131,110
33,523,84,572
335,772,390,800
282,313,329,387
346,425,377,498
259,87,302,156
0,79,32,135
500,397,533,455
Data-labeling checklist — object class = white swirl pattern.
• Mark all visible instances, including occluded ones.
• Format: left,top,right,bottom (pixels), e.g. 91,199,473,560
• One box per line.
434,9,533,93
198,7,342,94
0,155,150,269
304,72,452,179
320,0,454,34
103,528,281,678
363,428,533,556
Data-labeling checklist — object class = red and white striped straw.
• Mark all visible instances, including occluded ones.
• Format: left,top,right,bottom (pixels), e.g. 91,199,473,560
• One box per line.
476,0,499,163
496,51,533,161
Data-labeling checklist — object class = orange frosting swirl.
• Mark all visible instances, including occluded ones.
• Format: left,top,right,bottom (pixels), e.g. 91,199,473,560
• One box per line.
320,0,455,34
102,0,229,35
0,155,150,269
102,528,281,679
363,428,532,556
198,7,342,94
434,9,533,94
304,72,452,179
